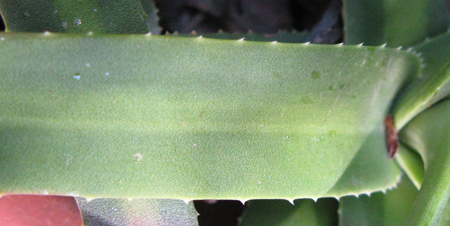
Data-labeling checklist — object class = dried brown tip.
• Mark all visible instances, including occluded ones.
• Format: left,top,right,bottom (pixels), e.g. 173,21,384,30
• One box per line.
384,114,399,159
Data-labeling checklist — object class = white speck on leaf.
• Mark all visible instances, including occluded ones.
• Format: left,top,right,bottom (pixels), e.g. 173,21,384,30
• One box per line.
64,154,73,165
133,153,143,163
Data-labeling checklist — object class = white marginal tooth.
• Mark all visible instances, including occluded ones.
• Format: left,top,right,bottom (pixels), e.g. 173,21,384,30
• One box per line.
146,32,152,36
337,42,344,46
87,31,93,35
238,38,245,41
381,43,387,48
396,46,402,50
407,47,413,52
44,31,51,35
312,197,318,202
287,199,295,205
304,42,310,45
272,41,278,44
182,199,190,205
198,35,203,38
357,43,363,47
239,199,248,205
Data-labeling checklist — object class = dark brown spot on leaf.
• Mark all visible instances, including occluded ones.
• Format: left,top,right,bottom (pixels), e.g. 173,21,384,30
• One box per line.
384,114,398,159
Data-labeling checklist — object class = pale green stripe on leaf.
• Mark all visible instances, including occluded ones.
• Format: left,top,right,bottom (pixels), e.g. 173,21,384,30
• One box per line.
400,99,450,225
0,34,419,199
238,199,338,226
0,0,148,33
339,176,418,226
343,0,450,47
76,198,198,226
394,31,450,129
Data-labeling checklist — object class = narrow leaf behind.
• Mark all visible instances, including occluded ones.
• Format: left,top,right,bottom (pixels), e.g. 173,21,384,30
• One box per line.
76,198,198,226
0,0,148,33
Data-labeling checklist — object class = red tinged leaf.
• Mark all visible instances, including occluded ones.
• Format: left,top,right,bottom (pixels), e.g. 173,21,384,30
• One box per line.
384,114,399,159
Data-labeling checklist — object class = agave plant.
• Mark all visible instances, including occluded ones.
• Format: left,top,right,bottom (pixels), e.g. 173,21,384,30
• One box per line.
1,0,450,225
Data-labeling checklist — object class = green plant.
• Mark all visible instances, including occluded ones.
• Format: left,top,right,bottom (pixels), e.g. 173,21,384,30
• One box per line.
1,0,450,225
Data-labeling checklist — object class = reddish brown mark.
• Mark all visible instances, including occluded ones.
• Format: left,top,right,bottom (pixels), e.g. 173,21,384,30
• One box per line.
384,114,399,159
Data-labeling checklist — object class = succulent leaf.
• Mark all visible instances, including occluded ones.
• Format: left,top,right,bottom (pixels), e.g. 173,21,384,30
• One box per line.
0,33,419,200
400,99,450,225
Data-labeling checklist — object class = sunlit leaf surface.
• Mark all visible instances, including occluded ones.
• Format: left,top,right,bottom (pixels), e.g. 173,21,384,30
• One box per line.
0,33,420,200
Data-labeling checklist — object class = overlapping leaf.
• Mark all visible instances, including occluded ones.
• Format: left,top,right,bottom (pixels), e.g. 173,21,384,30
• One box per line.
339,176,418,226
394,31,450,129
343,0,450,47
400,99,450,225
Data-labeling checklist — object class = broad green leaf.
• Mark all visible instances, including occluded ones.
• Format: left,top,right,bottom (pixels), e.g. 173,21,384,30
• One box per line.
0,33,419,200
343,0,450,47
394,31,450,129
140,0,161,34
0,0,148,33
238,198,338,226
395,144,424,189
339,176,418,226
76,198,198,226
400,99,450,225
